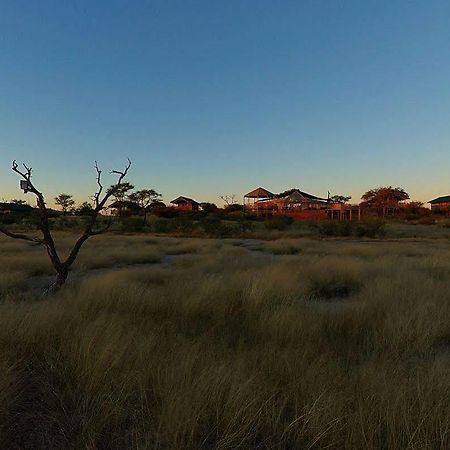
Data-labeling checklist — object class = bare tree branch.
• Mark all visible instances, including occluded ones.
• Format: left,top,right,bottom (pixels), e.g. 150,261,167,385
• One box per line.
4,158,132,292
110,158,132,184
91,161,104,208
0,228,43,244
63,159,132,270
220,194,237,206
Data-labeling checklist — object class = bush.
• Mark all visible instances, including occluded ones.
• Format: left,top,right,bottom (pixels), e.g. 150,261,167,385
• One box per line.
224,204,244,213
0,212,38,226
236,219,255,233
200,217,235,237
317,221,352,237
153,207,180,218
120,217,145,232
50,216,81,231
153,218,172,233
354,219,386,238
153,217,198,234
312,219,385,238
264,216,294,231
173,217,196,233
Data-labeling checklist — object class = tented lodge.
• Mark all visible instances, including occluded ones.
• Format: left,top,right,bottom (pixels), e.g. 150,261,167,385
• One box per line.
244,187,359,220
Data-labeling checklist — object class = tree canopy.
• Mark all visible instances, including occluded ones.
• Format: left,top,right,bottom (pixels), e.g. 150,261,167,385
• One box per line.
128,189,161,209
110,182,135,202
128,189,161,224
54,193,75,213
361,187,409,207
76,201,94,216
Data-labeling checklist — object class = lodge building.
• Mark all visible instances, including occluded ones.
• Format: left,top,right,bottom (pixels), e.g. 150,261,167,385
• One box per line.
170,196,200,212
244,187,360,220
429,195,450,216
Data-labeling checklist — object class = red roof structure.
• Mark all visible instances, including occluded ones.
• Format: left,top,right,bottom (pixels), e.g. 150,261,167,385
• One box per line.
171,196,199,212
244,187,274,199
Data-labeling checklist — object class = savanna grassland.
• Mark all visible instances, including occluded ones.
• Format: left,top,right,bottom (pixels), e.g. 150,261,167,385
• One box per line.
0,231,449,449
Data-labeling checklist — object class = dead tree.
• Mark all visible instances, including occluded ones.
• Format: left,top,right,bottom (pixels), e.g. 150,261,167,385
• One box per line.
220,194,237,206
0,159,132,293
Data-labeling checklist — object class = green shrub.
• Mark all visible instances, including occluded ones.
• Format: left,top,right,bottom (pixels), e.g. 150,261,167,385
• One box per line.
201,217,235,237
354,219,386,238
153,217,197,234
236,219,255,233
153,207,180,218
264,216,294,231
50,216,81,230
120,217,145,232
317,220,352,237
173,217,196,233
153,218,172,233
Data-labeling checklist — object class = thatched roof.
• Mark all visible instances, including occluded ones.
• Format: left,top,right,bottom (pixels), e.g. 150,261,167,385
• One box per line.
171,196,199,205
276,189,328,203
150,201,166,208
429,195,450,204
109,200,140,210
244,187,274,198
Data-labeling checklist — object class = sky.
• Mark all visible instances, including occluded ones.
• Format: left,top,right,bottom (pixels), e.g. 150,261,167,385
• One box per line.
1,0,449,206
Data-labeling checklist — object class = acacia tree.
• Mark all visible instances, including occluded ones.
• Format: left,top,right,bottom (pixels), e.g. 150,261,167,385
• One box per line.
128,189,161,224
75,201,94,216
54,193,75,214
360,186,409,216
110,182,135,216
0,159,132,292
112,182,134,202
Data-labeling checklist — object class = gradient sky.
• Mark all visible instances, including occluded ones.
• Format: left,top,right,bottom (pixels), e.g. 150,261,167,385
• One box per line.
1,0,449,206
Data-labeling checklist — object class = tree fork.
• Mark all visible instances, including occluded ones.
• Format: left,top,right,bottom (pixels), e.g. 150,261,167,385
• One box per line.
2,158,132,293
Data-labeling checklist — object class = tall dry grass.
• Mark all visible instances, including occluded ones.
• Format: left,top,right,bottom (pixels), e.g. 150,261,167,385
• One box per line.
0,234,448,448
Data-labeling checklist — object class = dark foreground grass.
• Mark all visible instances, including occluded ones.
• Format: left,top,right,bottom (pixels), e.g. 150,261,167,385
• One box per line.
0,235,449,449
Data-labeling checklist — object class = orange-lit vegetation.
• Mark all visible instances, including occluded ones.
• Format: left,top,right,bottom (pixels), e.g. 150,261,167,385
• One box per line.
0,232,449,449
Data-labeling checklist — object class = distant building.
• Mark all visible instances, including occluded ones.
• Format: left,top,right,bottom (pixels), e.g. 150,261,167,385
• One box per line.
244,187,329,219
0,202,33,215
429,195,450,216
109,200,140,216
170,196,199,212
244,187,360,220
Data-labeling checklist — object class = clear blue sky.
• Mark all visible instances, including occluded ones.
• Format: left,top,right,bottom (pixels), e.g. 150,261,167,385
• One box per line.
1,0,449,206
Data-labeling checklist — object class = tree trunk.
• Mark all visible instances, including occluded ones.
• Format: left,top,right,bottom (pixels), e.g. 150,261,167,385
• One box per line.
44,266,68,295
56,267,68,287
